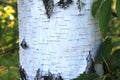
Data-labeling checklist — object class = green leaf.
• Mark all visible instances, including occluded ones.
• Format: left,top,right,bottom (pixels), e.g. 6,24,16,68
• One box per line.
5,36,13,43
0,56,8,66
95,38,112,63
7,67,19,80
99,0,112,38
92,1,99,17
112,40,120,49
73,73,100,80
117,75,120,80
101,74,112,80
116,0,120,18
109,49,120,72
0,67,19,80
91,0,102,17
0,53,19,67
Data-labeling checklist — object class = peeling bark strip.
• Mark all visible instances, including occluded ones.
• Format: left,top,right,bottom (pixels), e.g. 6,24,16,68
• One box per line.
42,0,54,18
58,0,73,8
19,65,28,80
34,68,63,80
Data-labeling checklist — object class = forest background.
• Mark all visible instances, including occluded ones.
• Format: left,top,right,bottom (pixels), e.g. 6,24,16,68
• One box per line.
0,0,120,80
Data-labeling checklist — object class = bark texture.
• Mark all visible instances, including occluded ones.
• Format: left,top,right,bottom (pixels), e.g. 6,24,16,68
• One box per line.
18,0,101,80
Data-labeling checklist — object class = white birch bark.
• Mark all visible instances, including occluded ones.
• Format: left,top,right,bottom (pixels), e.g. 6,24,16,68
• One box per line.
18,0,102,80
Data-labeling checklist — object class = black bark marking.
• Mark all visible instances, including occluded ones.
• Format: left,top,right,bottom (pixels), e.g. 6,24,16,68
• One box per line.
21,38,29,49
58,0,73,8
55,74,63,80
42,72,63,80
34,69,63,80
85,51,96,73
34,68,41,80
58,0,64,6
77,0,85,11
19,65,28,80
41,71,54,80
42,0,54,18
77,0,81,12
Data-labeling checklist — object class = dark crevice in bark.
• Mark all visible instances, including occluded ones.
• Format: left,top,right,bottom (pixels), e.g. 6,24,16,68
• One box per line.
42,0,54,18
21,38,29,49
34,68,41,80
76,0,86,16
76,0,81,12
84,51,96,74
76,0,85,11
58,0,73,8
19,65,28,80
35,68,63,80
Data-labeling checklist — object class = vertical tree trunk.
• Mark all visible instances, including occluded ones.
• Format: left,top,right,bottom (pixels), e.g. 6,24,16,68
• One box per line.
18,0,102,80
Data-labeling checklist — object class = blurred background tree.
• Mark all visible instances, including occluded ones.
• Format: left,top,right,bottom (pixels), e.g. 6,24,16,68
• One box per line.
0,0,19,80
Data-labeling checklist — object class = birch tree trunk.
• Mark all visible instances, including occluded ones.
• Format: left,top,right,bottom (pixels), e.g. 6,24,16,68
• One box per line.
18,0,102,80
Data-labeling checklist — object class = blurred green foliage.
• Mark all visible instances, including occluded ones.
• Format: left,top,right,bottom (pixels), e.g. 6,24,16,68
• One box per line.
0,0,19,80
